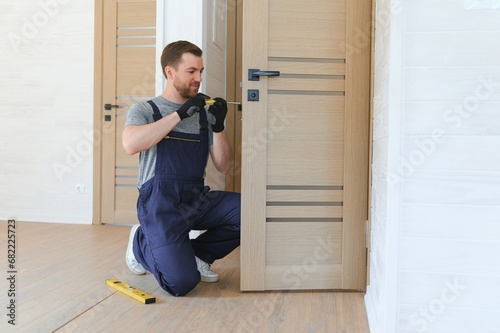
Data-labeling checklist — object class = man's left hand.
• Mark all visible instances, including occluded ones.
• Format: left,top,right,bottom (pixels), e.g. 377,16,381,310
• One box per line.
207,97,227,133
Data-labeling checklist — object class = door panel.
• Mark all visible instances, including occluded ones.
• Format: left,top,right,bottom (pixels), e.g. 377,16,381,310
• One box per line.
266,222,343,290
100,0,156,224
241,0,371,291
268,142,344,185
269,0,346,59
267,95,345,141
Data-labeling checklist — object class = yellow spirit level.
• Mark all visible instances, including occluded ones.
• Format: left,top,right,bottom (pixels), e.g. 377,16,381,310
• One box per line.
106,279,156,304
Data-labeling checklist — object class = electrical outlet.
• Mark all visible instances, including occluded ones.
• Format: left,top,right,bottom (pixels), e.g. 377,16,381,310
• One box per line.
76,184,85,194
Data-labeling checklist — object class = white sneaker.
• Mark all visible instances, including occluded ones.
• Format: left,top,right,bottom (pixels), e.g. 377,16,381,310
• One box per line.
195,256,219,283
126,225,146,275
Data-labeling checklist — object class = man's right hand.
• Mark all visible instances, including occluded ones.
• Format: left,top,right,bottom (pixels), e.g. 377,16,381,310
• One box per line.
176,93,208,120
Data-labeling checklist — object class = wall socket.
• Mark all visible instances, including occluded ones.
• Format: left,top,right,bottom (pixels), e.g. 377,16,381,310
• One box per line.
75,184,85,194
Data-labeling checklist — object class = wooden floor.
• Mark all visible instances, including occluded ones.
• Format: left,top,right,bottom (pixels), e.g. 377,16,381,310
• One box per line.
1,222,369,333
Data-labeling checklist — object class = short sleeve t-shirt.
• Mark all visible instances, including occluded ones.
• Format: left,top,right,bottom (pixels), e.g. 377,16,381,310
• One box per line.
125,95,213,188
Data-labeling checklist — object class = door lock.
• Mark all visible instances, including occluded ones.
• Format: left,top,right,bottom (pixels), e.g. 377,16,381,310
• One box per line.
247,89,259,102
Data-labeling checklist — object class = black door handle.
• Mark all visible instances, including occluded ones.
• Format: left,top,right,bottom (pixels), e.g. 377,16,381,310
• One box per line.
248,69,281,81
104,104,120,111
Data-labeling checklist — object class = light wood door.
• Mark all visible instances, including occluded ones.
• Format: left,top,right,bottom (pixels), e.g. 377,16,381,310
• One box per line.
241,0,371,290
98,0,156,224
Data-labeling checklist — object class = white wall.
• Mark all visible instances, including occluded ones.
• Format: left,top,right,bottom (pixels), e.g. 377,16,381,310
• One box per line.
367,1,500,332
365,0,403,331
0,1,95,224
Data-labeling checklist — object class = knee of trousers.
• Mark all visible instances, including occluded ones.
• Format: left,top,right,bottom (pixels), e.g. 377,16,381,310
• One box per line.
160,272,201,297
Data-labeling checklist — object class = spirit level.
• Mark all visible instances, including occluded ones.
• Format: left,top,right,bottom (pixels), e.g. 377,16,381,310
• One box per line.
106,279,156,304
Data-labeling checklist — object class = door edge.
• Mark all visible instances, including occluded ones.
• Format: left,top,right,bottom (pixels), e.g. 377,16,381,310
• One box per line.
92,0,104,225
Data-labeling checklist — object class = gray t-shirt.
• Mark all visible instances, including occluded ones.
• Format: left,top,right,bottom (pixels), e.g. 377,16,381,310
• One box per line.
125,95,213,188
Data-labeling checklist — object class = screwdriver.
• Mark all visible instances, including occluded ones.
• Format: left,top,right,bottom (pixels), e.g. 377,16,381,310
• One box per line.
205,98,241,106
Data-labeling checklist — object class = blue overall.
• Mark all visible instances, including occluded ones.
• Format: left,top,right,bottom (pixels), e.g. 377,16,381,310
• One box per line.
132,100,241,297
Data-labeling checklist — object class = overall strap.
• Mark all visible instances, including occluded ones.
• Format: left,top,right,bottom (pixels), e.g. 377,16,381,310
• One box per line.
147,100,162,122
198,105,208,131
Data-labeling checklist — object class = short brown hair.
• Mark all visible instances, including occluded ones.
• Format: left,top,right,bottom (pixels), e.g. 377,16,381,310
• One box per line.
160,40,203,79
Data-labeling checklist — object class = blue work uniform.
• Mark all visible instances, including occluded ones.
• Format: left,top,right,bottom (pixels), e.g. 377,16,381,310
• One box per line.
132,100,241,297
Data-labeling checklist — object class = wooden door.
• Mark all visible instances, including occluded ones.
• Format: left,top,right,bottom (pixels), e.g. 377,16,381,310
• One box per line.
241,0,371,290
96,0,156,224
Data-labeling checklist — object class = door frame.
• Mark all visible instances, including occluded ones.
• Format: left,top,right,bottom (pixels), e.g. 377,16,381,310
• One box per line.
225,0,243,193
92,0,104,225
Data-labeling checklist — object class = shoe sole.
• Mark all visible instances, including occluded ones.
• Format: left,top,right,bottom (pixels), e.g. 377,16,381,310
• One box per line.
200,275,219,283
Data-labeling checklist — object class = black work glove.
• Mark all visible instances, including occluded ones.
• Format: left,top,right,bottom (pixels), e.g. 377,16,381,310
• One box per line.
176,93,209,120
207,97,227,133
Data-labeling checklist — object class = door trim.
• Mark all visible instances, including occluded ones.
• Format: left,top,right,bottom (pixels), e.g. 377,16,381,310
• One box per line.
342,0,372,290
240,0,269,291
93,0,104,225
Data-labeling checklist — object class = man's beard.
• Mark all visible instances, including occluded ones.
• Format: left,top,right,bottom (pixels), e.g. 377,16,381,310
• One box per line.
174,79,199,99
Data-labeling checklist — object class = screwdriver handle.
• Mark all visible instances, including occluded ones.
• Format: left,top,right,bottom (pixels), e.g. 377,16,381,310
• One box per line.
205,98,240,106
